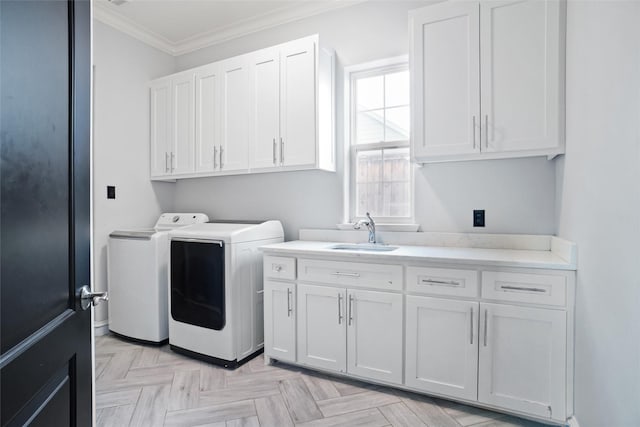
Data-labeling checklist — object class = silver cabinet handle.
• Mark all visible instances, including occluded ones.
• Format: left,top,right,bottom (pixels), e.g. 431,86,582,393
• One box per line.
421,278,460,287
485,115,489,148
286,288,292,317
256,290,264,295
213,146,218,169
500,285,546,293
273,264,283,272
170,152,175,172
219,145,224,169
472,116,476,149
470,307,474,345
338,293,343,324
331,272,360,278
280,137,284,164
483,309,488,347
272,138,277,165
165,152,169,172
348,294,354,326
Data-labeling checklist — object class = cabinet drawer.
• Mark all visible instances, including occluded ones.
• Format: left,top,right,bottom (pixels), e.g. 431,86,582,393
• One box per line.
407,266,478,298
264,255,296,280
297,259,402,291
481,271,566,307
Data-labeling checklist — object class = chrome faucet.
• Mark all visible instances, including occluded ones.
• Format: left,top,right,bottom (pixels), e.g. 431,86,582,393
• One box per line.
353,212,376,244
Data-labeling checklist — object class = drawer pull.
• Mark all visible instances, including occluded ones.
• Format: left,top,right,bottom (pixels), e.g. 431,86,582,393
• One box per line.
348,294,354,326
421,278,461,287
286,288,292,317
337,293,343,324
500,285,546,293
273,264,283,272
331,272,360,278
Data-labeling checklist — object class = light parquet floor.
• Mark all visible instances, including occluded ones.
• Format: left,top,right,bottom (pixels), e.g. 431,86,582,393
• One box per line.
95,334,546,427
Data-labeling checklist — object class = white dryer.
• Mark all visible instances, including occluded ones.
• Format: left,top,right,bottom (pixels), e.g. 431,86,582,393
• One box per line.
168,220,284,368
107,213,209,344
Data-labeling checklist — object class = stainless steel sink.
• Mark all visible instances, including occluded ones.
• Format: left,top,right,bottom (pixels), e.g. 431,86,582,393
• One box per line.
329,243,399,252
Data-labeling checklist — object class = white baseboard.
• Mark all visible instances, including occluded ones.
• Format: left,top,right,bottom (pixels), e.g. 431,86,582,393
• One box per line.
94,319,109,337
567,416,580,427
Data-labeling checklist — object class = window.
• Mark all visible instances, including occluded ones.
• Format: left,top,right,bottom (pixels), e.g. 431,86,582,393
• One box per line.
348,59,412,223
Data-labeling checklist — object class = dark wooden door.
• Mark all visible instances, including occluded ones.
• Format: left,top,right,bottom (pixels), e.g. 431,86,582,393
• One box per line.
0,0,92,425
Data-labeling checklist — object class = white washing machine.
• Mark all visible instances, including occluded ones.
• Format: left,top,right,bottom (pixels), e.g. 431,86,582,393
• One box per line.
168,220,284,368
107,213,209,344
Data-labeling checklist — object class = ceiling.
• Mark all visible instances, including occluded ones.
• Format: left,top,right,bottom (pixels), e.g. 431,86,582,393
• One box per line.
93,0,367,56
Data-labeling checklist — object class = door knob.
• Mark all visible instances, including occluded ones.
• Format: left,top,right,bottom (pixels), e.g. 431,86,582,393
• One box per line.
79,285,108,310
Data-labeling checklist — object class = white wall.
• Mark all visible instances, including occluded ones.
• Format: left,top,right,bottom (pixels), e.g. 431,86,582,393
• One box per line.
93,21,176,323
173,0,557,240
556,2,640,426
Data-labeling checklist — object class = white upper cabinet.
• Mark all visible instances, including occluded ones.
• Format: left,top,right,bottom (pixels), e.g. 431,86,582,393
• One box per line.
220,56,250,172
410,2,480,158
150,34,334,180
150,78,171,178
194,63,221,173
149,72,195,178
249,47,281,170
248,36,334,173
170,71,195,175
410,0,565,163
280,37,317,168
480,0,563,154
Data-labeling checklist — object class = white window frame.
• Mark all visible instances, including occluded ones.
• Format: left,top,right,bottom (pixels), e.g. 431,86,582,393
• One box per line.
343,56,416,227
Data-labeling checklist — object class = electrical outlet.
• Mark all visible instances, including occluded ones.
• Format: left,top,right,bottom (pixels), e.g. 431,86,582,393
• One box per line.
473,210,485,227
107,186,116,199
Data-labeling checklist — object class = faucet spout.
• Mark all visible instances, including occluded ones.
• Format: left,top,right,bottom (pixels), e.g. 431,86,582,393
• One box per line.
353,212,376,244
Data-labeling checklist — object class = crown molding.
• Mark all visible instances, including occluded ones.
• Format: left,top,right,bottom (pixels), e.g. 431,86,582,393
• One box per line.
93,1,177,55
93,0,368,57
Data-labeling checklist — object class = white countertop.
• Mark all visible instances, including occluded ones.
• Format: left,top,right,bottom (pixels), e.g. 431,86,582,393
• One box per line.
260,240,576,270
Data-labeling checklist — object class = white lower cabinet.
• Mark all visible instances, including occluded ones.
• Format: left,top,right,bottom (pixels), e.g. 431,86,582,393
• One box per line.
263,254,574,424
478,302,567,421
296,285,403,383
405,296,479,400
297,284,346,372
264,281,296,362
347,289,403,384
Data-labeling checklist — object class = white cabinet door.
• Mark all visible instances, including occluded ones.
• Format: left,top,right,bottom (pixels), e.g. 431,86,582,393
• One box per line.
264,281,296,362
195,63,221,173
480,0,563,153
170,71,195,175
150,78,171,177
249,48,280,170
479,302,566,421
220,56,249,172
280,38,316,168
347,290,402,384
297,284,346,373
410,2,480,158
405,296,478,400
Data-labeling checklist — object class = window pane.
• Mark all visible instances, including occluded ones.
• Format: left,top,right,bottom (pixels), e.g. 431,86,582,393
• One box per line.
356,149,382,217
385,70,409,107
355,148,410,218
382,148,410,217
385,106,410,141
356,110,384,144
356,75,383,111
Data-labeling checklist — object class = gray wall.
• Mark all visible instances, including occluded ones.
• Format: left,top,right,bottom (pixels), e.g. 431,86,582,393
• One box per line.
556,1,640,426
173,0,557,240
93,20,176,323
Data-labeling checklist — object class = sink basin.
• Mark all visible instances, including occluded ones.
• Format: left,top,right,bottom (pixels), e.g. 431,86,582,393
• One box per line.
329,243,399,252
